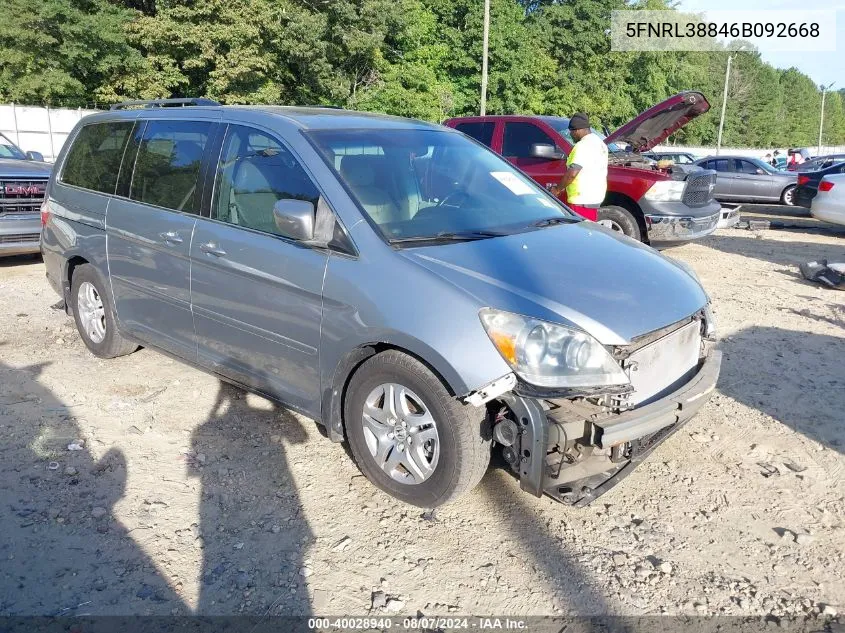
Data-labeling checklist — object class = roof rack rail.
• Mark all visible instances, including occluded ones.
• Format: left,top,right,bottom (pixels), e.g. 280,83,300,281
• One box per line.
110,98,221,110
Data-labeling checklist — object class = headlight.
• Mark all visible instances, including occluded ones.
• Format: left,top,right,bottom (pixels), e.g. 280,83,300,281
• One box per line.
643,180,685,202
479,308,630,389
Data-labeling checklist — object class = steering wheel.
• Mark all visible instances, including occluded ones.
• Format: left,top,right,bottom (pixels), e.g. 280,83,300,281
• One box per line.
436,189,470,208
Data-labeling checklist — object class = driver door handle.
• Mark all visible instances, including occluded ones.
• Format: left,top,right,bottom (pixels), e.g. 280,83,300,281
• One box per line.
159,230,183,244
200,242,227,257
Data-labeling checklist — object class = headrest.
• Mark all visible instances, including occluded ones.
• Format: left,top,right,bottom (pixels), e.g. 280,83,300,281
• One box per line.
340,154,386,188
232,159,273,192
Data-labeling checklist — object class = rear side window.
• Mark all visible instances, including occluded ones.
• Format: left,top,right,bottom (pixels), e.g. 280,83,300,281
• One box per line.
705,159,730,172
455,122,495,148
212,125,320,237
502,122,557,158
129,120,212,214
61,122,134,194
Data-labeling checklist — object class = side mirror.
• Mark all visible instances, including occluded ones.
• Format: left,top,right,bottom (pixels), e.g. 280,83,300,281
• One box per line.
529,143,565,161
273,199,315,241
25,151,44,162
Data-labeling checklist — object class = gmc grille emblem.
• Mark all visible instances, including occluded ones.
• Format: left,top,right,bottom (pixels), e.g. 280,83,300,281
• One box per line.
4,185,45,196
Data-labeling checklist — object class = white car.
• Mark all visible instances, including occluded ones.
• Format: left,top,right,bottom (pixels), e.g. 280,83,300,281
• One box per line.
810,174,845,227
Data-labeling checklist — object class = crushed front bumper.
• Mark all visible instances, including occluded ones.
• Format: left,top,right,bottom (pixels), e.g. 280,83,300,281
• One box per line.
508,349,722,506
640,198,721,244
645,211,720,243
716,206,740,229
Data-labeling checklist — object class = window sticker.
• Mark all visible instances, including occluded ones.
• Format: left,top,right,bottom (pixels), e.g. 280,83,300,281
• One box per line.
491,171,536,195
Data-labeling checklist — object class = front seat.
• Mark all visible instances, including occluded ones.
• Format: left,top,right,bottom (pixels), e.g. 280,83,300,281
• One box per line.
339,155,403,225
230,158,282,234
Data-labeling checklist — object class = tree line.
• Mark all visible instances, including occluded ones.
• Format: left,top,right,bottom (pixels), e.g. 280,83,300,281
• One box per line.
1,0,842,149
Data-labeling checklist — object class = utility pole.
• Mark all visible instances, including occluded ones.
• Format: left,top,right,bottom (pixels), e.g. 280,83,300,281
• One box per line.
480,0,490,116
818,82,835,154
716,54,731,156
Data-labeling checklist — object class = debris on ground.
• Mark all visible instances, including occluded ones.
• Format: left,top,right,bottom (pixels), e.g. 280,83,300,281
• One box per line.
799,260,845,290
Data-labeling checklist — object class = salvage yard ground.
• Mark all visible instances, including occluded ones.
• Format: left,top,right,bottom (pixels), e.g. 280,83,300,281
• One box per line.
1,208,843,618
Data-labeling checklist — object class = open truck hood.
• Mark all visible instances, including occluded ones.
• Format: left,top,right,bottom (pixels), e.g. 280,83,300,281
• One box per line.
605,92,710,153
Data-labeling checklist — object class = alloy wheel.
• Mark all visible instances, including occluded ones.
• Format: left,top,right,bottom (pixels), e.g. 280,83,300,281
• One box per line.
77,281,106,344
361,383,440,485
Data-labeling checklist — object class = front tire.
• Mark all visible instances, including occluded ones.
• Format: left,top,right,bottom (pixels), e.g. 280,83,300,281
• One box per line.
781,185,796,206
70,264,137,359
597,205,642,241
344,351,491,507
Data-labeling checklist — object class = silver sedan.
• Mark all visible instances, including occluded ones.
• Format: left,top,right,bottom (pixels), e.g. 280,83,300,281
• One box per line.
694,156,798,205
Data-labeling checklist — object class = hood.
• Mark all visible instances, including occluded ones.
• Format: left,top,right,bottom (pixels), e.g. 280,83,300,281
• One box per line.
0,158,53,179
605,92,710,153
400,223,708,346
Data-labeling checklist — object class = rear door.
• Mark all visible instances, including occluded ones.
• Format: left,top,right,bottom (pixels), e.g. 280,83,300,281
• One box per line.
107,117,216,360
501,121,567,197
189,123,328,412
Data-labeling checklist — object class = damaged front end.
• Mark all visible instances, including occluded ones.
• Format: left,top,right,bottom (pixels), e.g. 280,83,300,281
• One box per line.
471,310,721,506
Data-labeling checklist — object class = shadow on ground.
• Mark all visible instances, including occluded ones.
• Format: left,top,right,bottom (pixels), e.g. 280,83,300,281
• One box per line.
718,326,845,454
0,358,314,618
190,380,313,616
0,358,183,615
703,233,845,269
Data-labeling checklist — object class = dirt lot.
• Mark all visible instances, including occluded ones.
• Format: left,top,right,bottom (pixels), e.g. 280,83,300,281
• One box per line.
1,216,844,619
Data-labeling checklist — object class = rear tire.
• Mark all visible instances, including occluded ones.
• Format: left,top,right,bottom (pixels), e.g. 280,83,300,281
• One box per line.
597,205,642,241
344,350,491,507
70,264,138,359
781,185,796,206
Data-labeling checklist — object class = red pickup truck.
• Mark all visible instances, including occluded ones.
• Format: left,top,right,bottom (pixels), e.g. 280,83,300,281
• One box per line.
445,92,720,245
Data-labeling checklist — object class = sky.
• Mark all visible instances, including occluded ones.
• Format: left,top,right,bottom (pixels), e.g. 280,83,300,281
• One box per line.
676,0,844,89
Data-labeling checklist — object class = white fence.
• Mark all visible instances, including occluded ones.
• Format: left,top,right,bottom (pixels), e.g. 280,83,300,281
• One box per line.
652,144,845,160
0,104,100,162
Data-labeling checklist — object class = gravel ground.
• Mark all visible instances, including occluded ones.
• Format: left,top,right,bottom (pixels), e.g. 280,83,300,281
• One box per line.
0,220,843,619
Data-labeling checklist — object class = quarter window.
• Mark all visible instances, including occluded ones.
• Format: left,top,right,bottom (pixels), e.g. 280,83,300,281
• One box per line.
502,122,558,158
454,122,495,148
61,122,134,194
213,125,320,238
129,120,211,214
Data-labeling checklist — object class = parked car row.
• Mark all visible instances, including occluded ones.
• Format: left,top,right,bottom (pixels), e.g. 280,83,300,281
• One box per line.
40,98,722,508
692,155,798,205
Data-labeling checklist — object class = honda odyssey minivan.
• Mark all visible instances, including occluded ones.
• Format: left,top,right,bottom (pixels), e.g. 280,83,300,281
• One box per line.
41,99,721,507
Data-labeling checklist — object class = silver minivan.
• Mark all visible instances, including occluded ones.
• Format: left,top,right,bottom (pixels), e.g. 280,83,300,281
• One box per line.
41,99,721,507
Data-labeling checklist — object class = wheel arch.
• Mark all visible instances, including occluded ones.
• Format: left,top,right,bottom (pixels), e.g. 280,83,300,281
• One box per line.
603,192,648,242
63,254,91,312
321,340,468,443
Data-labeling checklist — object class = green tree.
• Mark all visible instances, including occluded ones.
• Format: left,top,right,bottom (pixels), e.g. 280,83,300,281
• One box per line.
0,0,148,106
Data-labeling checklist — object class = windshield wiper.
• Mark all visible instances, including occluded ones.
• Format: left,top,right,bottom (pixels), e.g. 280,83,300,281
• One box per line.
531,216,579,228
389,230,507,245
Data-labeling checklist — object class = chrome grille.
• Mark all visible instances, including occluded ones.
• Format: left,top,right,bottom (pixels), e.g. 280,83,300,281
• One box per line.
682,172,716,208
0,178,48,217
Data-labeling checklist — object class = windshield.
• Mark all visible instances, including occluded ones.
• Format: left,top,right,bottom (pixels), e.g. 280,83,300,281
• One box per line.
308,128,577,243
539,117,625,153
0,134,26,159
